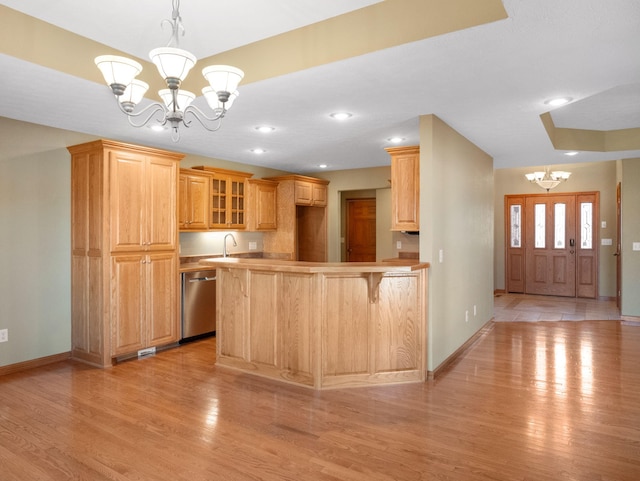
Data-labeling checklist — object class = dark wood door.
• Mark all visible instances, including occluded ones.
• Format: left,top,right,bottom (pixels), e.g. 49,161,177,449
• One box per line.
524,195,576,297
346,199,376,262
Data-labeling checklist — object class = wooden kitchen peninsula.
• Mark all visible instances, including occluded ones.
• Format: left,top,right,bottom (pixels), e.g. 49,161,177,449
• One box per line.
200,257,429,389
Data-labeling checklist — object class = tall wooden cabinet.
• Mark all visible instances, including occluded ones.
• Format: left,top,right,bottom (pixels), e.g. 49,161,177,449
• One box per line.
386,146,420,231
263,175,329,261
69,140,183,367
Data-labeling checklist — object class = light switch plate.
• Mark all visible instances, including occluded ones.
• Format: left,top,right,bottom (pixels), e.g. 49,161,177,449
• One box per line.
601,238,612,246
633,242,640,251
601,221,607,228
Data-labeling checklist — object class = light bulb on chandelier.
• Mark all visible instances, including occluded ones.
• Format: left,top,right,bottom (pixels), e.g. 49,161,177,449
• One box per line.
525,168,571,192
94,0,243,141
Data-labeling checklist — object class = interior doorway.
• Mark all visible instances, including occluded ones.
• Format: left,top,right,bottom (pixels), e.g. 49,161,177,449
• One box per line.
505,192,599,298
346,198,376,262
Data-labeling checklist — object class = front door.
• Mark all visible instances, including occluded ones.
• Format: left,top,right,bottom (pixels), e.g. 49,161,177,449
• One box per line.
525,195,576,296
505,192,599,298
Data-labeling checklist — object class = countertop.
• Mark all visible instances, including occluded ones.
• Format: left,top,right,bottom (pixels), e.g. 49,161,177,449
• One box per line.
199,257,429,273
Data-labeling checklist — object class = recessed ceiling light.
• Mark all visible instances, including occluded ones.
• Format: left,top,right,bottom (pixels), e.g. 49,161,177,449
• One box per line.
251,148,266,154
254,126,275,133
545,97,573,107
329,112,353,120
388,137,405,143
564,151,579,156
318,164,328,169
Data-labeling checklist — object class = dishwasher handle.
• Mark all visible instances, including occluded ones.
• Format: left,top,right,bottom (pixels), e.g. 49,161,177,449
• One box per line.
189,276,217,282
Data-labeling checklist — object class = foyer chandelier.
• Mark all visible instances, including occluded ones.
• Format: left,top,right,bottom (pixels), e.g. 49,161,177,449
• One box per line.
94,0,244,141
525,168,571,192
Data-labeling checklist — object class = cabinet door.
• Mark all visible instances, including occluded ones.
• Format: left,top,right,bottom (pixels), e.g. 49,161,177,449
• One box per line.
210,174,247,229
227,175,246,228
187,175,209,230
146,157,178,250
111,254,146,356
249,181,277,231
294,181,312,205
390,149,419,231
147,252,179,347
110,151,146,252
179,174,209,230
312,184,327,206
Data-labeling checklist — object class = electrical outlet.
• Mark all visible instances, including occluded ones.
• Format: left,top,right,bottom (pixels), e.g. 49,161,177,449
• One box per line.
0,329,8,343
396,241,402,249
474,305,477,316
439,249,444,263
249,241,257,250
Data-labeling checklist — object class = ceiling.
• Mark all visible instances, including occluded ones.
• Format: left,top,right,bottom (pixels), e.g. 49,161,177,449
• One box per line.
1,0,639,173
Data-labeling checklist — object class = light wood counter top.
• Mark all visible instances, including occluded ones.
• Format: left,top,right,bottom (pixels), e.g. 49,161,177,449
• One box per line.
199,256,429,273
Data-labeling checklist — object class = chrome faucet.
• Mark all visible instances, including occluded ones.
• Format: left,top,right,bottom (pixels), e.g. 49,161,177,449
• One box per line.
223,233,237,258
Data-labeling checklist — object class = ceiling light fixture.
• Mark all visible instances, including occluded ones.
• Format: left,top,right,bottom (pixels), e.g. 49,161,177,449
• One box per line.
564,151,579,156
545,97,573,107
255,126,275,133
387,137,405,143
525,168,571,192
329,112,352,120
251,148,266,154
94,0,243,142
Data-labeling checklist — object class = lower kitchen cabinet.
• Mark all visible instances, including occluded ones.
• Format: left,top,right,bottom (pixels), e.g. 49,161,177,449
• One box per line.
111,253,179,357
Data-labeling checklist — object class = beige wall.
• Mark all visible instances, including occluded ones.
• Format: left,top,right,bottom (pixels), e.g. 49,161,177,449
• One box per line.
494,161,618,298
419,115,495,372
621,158,640,316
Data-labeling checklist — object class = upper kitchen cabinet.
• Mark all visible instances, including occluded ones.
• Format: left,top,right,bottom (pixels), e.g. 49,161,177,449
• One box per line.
110,148,180,252
68,140,183,368
294,178,328,206
246,178,278,231
179,168,210,231
192,166,253,229
386,146,420,231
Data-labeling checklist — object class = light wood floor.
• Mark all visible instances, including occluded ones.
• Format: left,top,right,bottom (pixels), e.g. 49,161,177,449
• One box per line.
2,302,640,480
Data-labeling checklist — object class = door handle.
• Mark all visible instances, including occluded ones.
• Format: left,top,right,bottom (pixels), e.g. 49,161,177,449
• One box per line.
569,238,575,247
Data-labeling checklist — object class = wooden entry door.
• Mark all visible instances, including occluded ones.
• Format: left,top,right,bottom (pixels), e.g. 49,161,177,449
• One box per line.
346,199,376,262
525,195,576,296
506,192,599,298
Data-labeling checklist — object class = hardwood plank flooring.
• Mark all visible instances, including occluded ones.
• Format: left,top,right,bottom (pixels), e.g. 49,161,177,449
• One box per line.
2,317,640,479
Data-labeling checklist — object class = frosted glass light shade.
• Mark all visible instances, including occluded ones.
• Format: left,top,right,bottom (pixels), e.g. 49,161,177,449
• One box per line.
95,55,142,88
551,171,571,180
202,65,244,93
202,87,239,111
525,171,545,182
150,47,197,82
158,89,195,111
121,79,149,105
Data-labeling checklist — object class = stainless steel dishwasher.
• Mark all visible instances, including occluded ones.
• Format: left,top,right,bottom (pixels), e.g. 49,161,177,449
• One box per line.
181,270,216,342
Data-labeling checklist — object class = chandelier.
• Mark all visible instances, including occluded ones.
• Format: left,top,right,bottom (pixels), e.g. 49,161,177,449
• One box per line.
94,0,243,141
525,168,571,192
